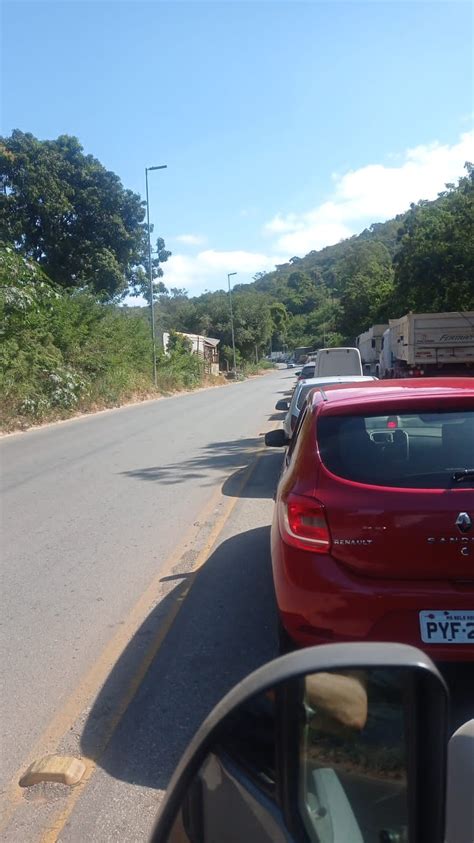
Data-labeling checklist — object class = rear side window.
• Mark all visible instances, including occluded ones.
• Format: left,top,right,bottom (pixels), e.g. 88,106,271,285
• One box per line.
317,410,474,489
296,385,313,411
287,407,308,460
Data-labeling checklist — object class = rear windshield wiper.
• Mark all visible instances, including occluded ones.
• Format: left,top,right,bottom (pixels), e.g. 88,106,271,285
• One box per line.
452,469,474,483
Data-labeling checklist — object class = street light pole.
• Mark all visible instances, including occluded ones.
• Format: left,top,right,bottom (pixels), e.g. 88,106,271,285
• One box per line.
227,272,237,372
145,164,167,387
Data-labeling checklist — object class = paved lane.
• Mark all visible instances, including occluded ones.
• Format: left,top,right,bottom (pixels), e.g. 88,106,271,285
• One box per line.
0,371,287,798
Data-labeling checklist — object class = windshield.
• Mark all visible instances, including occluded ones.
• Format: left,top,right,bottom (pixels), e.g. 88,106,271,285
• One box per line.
1,1,473,839
317,410,474,488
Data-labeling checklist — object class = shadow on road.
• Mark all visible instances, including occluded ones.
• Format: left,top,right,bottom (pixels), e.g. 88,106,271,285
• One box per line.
222,451,282,498
268,411,286,421
121,437,264,488
80,526,277,790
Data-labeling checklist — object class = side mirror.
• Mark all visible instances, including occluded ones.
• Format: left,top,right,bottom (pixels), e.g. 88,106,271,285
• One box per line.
275,399,289,411
265,429,289,447
152,643,448,843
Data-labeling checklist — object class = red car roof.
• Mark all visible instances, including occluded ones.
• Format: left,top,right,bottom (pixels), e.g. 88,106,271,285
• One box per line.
310,378,474,416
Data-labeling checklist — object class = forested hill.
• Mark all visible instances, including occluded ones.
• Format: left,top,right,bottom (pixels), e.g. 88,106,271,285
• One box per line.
154,165,473,360
250,213,403,295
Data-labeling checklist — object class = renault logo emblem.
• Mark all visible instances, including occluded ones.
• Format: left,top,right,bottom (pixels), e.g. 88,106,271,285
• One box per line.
456,512,472,533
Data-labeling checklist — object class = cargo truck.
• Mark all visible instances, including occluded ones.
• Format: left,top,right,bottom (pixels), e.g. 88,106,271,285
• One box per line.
356,324,388,375
378,311,474,378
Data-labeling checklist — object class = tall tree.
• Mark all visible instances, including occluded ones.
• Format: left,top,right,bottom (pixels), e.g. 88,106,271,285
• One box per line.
270,301,289,348
128,235,172,304
336,241,394,338
0,131,148,298
392,166,474,313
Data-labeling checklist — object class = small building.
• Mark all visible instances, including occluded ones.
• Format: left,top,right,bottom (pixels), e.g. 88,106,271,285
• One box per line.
163,332,220,376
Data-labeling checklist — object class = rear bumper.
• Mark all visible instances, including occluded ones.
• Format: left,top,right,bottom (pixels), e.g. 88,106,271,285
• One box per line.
271,522,474,662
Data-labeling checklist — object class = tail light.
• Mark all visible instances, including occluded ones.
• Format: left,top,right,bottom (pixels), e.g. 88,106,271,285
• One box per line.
279,493,331,552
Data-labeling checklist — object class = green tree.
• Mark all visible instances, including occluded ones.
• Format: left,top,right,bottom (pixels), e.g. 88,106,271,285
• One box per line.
392,166,474,313
0,130,148,298
335,241,394,338
0,243,154,423
129,236,172,304
166,330,193,355
270,301,289,348
233,291,273,359
285,271,324,315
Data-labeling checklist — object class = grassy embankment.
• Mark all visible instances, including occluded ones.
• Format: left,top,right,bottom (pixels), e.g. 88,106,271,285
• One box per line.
0,247,273,431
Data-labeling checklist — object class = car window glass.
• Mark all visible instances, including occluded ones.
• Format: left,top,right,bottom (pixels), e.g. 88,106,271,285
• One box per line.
317,410,474,489
287,406,308,460
296,385,314,411
296,380,374,412
298,668,408,843
289,388,301,415
216,691,276,796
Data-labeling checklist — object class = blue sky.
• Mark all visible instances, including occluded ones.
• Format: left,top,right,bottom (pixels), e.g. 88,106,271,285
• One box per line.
2,1,473,295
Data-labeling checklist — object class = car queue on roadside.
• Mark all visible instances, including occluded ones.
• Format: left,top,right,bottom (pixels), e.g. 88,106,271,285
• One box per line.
268,350,474,660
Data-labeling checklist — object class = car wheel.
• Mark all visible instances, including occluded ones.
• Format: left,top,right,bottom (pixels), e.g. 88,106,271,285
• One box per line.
277,619,295,655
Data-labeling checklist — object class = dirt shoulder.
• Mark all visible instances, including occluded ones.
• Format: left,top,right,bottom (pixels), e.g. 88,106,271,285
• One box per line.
0,369,274,436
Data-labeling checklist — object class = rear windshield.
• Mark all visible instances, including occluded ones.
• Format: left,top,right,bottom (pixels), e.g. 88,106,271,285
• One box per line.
317,410,474,489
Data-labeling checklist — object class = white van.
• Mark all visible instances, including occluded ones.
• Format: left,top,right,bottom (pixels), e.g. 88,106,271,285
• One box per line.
313,347,363,377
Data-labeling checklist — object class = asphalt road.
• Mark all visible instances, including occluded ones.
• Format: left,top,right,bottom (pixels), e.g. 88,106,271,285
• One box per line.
0,371,287,839
1,368,472,841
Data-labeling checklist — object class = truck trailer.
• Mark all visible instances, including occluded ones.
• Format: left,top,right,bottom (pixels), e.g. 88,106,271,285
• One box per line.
356,324,388,374
378,311,474,378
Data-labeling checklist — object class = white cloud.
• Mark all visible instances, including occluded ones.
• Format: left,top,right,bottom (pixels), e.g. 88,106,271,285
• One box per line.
162,249,286,293
173,233,206,246
264,131,474,256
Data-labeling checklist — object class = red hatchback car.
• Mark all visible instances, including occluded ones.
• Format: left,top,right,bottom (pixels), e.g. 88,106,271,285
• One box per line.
265,378,474,661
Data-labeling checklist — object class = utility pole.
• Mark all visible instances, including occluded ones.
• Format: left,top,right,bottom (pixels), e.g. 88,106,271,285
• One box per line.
227,272,237,372
145,164,167,386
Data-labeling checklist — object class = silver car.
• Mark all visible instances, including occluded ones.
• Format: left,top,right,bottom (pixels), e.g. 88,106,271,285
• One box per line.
278,375,378,438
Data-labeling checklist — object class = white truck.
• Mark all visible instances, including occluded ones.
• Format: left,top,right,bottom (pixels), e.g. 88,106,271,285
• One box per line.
378,311,474,378
356,324,388,375
313,347,363,377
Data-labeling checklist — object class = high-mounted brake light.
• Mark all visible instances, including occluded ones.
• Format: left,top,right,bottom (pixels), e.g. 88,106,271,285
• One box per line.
279,493,331,552
387,416,398,429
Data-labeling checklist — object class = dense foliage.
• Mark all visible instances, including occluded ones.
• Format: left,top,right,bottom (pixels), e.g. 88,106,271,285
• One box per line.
393,165,473,312
0,247,205,428
0,131,167,299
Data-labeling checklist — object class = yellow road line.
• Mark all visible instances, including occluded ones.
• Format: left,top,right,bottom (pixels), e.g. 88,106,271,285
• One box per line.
0,480,224,833
1,422,278,839
38,449,266,843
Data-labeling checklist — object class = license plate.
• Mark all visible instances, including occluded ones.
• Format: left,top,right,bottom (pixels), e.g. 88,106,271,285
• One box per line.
419,610,474,644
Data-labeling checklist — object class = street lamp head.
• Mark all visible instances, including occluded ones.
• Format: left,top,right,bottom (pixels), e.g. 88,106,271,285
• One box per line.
228,272,237,278
147,165,168,171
